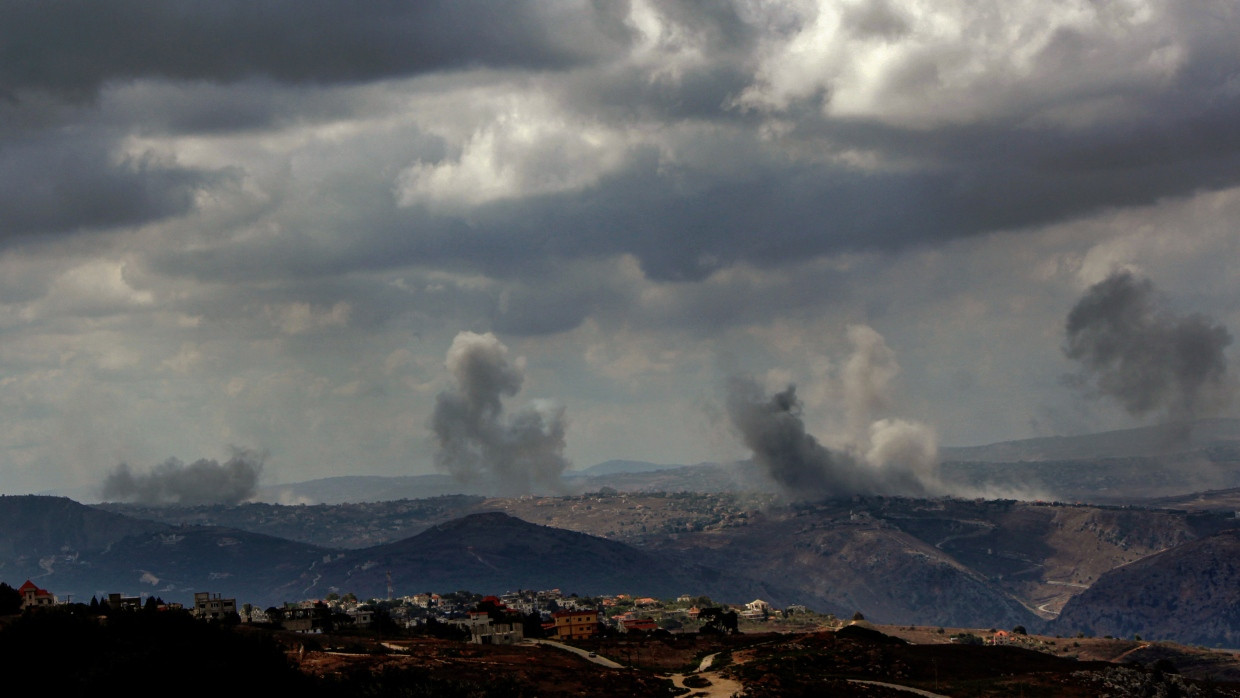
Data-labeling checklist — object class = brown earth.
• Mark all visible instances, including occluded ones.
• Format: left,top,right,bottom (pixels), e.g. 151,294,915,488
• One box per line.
287,634,678,697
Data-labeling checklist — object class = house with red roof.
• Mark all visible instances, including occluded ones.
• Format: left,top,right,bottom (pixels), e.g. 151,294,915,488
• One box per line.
17,580,55,609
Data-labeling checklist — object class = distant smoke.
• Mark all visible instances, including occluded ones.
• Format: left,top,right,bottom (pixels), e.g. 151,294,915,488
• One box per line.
727,326,942,499
430,331,569,494
1065,270,1234,420
842,325,899,438
101,447,265,505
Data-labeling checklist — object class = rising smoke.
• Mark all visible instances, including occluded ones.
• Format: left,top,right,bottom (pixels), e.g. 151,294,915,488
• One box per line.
726,325,942,499
101,447,265,505
429,331,569,495
1065,270,1234,421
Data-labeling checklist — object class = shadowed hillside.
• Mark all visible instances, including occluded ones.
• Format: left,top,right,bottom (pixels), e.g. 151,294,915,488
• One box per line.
296,511,792,604
1056,529,1240,647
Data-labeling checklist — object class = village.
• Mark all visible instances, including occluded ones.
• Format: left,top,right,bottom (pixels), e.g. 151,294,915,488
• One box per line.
9,576,1053,653
5,575,811,641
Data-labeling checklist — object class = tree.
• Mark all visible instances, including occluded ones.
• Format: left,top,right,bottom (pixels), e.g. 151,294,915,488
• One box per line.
698,608,739,635
0,582,21,615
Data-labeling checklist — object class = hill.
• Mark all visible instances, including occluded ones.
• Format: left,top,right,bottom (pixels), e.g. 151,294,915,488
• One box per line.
294,511,790,604
1055,529,1240,647
0,495,329,606
0,495,167,558
940,419,1240,463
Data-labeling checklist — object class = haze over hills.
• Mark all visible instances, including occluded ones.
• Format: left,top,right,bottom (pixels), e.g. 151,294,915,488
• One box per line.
10,420,1240,645
294,511,793,606
37,490,1240,643
0,496,788,610
216,419,1240,506
939,419,1240,463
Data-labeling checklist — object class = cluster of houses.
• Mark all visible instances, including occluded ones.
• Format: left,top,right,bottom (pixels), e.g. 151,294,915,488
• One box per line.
7,579,800,647
8,579,237,622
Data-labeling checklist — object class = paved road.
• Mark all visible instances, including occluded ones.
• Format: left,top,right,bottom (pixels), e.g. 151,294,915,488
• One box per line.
849,679,952,697
522,639,624,669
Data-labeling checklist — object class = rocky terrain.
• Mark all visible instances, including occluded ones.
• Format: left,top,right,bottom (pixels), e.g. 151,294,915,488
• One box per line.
1056,529,1240,647
80,489,1240,638
292,511,792,605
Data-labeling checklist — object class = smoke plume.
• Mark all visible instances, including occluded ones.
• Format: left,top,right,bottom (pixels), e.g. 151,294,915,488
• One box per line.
726,325,942,499
430,331,569,494
1065,270,1234,420
101,447,265,505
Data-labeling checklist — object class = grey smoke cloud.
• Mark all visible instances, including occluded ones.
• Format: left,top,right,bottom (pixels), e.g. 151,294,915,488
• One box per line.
1065,270,1234,420
429,331,569,494
101,447,264,505
726,325,941,499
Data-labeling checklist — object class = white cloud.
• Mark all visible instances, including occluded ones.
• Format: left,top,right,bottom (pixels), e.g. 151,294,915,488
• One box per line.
394,88,634,209
735,0,1185,128
264,301,351,335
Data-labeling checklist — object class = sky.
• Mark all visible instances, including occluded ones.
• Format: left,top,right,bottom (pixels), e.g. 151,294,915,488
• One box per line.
3,0,1240,498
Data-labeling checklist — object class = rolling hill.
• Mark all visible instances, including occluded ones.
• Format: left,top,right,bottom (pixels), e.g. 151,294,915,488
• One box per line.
1055,529,1240,647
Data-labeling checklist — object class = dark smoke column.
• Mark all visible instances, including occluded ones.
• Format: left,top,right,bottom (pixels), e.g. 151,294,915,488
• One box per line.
429,331,569,495
727,376,939,499
1064,270,1234,420
101,447,265,505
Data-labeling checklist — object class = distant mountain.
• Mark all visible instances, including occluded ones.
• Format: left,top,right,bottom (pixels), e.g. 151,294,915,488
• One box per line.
98,495,485,549
1056,529,1240,647
257,474,491,504
566,460,680,477
938,419,1240,501
13,491,1240,644
0,495,326,607
0,495,165,559
292,511,789,603
941,419,1240,463
255,461,775,505
3,496,789,610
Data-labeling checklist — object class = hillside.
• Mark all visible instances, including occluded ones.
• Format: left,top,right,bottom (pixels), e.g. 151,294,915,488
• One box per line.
294,511,791,604
0,496,330,606
1056,529,1240,647
644,504,1040,629
940,419,1240,463
98,495,485,549
92,491,1240,632
0,495,168,559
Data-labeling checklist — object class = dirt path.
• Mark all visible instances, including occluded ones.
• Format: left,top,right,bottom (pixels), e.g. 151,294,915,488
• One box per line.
669,664,744,698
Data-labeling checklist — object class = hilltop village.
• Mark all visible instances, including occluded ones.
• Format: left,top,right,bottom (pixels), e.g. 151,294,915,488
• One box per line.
6,576,1240,698
5,576,805,642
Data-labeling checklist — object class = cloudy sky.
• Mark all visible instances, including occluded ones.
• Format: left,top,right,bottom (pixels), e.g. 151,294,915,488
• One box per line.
3,0,1240,497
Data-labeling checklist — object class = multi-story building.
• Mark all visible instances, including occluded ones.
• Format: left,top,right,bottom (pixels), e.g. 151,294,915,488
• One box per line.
192,592,237,621
552,609,599,640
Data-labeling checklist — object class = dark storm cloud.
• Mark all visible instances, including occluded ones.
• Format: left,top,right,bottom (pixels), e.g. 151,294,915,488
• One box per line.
0,136,221,237
101,448,264,505
19,0,1240,329
1065,270,1235,420
429,332,569,494
0,0,629,100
